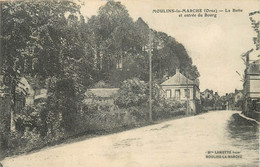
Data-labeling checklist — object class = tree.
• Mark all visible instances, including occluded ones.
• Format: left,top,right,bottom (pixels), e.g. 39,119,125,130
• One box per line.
114,78,148,108
1,0,91,134
85,1,200,86
249,11,260,50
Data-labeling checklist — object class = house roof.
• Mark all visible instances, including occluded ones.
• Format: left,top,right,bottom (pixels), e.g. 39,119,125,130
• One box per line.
201,89,215,95
161,70,198,86
16,77,35,95
85,88,119,98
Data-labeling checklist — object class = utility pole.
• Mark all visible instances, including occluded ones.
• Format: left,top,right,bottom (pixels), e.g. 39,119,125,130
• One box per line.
149,31,153,122
186,76,189,115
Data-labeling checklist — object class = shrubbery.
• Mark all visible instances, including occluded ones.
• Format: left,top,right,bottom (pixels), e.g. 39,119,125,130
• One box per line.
114,78,186,121
153,100,186,120
114,78,148,108
15,105,42,133
3,77,80,156
3,78,193,158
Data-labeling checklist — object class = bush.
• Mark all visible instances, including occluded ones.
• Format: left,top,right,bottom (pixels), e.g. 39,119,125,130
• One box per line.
15,105,43,133
164,100,186,111
195,100,207,114
93,80,112,88
7,128,44,154
75,99,143,134
128,105,149,122
114,78,148,108
152,102,185,121
152,105,170,120
42,78,79,137
0,120,9,158
21,128,44,152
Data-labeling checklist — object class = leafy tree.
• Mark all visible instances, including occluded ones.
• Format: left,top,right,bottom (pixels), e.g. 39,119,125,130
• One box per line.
85,1,200,86
114,78,148,108
249,11,260,50
1,0,91,135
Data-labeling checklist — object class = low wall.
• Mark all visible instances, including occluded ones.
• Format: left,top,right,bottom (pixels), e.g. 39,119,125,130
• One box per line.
234,113,259,126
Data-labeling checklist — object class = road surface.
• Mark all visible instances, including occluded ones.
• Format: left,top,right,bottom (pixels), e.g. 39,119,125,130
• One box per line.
1,110,259,167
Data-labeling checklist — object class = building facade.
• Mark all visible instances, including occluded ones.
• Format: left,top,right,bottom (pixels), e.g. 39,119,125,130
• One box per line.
243,60,260,121
160,69,200,115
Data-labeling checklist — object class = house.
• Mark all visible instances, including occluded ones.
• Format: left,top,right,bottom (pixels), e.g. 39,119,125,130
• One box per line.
201,89,214,100
84,88,119,104
160,69,200,115
200,90,223,110
223,93,235,110
15,76,48,109
16,77,35,105
243,59,260,120
234,89,243,110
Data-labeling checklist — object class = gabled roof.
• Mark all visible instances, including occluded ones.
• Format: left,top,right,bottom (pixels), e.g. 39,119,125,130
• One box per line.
161,70,197,86
202,89,214,94
16,77,34,95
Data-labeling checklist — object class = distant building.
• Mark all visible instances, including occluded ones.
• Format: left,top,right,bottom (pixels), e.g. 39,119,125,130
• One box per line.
201,89,214,100
16,77,35,105
14,76,48,111
160,69,200,115
200,89,223,110
85,88,119,104
234,89,243,110
224,93,235,110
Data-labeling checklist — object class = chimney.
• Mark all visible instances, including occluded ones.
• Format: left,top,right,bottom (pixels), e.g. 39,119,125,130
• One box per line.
176,69,180,74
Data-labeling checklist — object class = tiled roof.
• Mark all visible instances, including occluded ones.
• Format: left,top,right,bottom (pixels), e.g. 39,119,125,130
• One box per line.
85,88,119,98
161,71,197,86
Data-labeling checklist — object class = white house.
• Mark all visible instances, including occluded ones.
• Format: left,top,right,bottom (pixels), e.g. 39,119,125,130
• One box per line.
16,77,48,106
16,77,35,105
160,69,200,115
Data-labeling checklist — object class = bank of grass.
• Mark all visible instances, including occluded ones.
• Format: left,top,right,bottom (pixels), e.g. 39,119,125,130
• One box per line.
0,107,189,161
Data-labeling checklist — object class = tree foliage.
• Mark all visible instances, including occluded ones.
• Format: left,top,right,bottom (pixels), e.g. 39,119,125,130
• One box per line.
114,78,148,108
1,0,200,137
85,1,200,86
249,11,260,50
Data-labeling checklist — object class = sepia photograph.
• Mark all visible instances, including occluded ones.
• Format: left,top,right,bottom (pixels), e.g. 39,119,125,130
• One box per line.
0,0,259,166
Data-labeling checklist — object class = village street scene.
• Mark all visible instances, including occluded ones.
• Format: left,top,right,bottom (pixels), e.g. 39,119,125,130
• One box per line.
0,0,259,167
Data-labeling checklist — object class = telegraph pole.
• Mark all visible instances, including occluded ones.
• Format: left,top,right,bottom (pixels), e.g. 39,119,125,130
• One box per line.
186,76,189,115
149,31,153,122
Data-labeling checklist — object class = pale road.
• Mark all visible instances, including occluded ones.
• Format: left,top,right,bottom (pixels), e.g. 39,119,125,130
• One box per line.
1,110,259,167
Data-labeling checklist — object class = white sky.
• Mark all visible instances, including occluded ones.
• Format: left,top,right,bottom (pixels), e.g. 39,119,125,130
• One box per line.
79,0,259,95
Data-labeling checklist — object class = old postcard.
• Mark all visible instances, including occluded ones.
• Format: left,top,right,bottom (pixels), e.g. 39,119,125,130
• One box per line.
0,0,259,166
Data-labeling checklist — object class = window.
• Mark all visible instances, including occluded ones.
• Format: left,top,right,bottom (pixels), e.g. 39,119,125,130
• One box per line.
166,89,172,98
185,89,190,98
175,89,180,100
